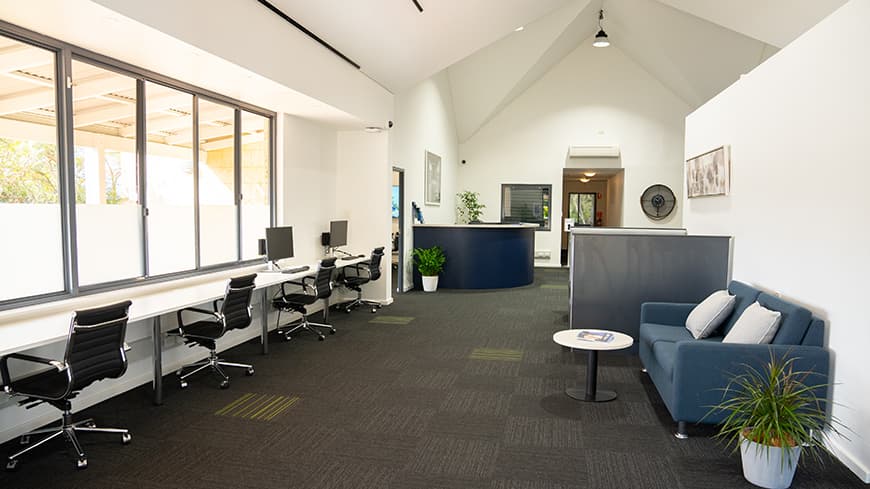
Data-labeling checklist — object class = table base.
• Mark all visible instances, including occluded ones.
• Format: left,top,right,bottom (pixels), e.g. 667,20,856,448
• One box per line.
565,387,617,403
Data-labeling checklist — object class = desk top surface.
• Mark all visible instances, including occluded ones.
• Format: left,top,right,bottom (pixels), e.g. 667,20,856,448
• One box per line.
414,223,539,229
0,256,366,357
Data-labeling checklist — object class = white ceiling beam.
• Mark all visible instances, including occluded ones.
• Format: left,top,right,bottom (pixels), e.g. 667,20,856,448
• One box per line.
200,132,263,152
73,91,190,128
0,74,133,116
0,45,51,73
121,105,230,138
166,124,232,145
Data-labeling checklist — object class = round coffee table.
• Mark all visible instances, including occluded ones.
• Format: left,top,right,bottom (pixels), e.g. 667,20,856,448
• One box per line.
552,329,634,402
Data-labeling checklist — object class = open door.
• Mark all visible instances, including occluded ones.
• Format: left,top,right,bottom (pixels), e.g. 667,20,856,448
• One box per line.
392,167,405,293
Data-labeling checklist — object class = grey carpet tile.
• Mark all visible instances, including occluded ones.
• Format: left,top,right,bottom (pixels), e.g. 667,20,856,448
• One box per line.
502,416,584,448
587,451,681,489
439,389,512,416
405,436,499,479
494,446,589,486
1,268,864,489
425,411,508,441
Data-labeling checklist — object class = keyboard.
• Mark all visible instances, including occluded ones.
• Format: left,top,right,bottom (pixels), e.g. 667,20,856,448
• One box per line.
339,255,366,261
282,265,310,273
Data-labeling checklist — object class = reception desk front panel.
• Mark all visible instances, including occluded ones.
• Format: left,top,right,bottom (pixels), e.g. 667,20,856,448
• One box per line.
413,224,536,289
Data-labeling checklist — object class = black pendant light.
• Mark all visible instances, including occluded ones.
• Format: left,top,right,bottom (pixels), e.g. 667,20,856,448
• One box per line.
593,9,610,48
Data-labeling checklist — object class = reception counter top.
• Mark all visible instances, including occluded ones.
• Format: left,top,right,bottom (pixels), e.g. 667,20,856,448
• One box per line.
413,223,536,289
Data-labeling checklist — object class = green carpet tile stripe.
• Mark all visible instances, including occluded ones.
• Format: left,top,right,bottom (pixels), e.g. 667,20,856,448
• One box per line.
215,393,300,420
540,284,569,290
469,348,523,362
369,315,415,325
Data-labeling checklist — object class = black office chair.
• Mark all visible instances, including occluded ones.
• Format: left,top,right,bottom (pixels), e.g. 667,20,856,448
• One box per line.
338,247,385,313
0,300,133,471
171,274,257,390
272,257,337,341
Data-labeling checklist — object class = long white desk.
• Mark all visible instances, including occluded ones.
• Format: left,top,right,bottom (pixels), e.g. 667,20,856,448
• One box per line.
0,256,367,405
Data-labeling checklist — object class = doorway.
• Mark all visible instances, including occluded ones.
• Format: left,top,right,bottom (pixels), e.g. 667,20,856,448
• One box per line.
560,168,624,265
392,167,405,293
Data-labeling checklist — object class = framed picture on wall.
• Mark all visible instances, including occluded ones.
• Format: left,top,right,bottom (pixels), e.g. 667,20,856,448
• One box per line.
424,150,441,206
686,145,730,198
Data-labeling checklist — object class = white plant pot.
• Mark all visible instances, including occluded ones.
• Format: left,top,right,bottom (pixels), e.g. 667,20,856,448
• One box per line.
421,275,439,292
740,436,801,489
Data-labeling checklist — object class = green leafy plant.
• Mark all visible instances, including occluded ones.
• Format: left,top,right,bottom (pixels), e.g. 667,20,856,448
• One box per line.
456,190,485,224
413,246,446,276
708,351,842,468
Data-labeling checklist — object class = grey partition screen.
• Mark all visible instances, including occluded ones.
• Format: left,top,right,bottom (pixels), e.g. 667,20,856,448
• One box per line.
569,233,731,352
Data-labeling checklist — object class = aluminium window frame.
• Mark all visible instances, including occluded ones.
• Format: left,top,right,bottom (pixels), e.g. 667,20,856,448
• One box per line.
500,183,552,231
0,20,277,312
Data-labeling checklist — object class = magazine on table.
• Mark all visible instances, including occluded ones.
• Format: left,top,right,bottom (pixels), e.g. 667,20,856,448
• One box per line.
576,330,614,342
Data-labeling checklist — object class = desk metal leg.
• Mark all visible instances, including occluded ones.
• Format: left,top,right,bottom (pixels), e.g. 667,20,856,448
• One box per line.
152,316,163,405
261,289,269,355
323,296,330,323
565,349,617,403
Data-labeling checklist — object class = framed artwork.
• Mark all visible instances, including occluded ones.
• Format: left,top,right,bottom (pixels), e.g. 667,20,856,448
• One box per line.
424,150,441,205
686,145,730,198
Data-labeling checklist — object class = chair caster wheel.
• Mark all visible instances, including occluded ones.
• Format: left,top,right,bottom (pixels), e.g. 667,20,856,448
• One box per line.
371,308,377,313
5,459,19,472
76,457,88,470
180,380,188,389
220,381,230,389
283,335,292,341
85,420,96,428
329,329,336,335
19,435,30,445
345,309,351,314
121,433,132,445
317,335,325,341
246,367,255,376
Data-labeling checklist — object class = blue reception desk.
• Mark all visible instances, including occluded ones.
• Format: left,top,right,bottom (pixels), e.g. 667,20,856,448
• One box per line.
412,224,537,289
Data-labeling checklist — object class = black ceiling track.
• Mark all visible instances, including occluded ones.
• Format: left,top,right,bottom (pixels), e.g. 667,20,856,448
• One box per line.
256,0,361,70
411,0,424,13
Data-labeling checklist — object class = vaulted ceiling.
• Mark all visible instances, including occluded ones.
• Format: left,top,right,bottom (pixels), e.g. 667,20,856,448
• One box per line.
267,0,846,137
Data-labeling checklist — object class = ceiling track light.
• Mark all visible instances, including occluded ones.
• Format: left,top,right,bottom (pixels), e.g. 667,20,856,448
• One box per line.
584,171,597,177
580,177,591,183
593,9,610,48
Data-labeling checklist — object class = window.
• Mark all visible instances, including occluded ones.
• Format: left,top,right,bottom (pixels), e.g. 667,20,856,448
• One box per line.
0,35,65,301
240,111,270,260
145,82,196,275
72,59,143,285
568,192,596,227
197,99,237,266
501,184,552,230
0,24,275,310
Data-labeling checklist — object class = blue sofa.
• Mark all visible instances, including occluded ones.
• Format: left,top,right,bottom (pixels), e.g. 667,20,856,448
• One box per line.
638,280,829,438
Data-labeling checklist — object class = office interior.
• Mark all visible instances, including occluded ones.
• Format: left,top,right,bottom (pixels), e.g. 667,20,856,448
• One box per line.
0,0,868,486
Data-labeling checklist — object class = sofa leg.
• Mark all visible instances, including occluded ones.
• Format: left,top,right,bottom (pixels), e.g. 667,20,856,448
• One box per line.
675,421,689,440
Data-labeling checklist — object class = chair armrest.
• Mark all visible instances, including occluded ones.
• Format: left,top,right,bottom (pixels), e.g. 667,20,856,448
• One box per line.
176,306,221,333
1,353,68,393
671,341,830,423
640,302,696,326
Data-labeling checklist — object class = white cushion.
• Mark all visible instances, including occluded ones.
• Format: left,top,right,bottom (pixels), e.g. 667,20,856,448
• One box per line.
685,290,736,339
723,302,782,344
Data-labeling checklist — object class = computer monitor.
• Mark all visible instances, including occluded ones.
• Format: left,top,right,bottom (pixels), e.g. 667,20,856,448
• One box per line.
329,220,348,247
265,226,294,262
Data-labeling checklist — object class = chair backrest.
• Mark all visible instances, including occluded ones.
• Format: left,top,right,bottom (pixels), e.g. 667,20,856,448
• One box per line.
220,274,257,332
315,258,338,299
368,247,385,282
65,300,132,392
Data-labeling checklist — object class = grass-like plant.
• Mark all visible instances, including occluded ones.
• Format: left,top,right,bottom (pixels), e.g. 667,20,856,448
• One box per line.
708,351,842,469
413,246,446,276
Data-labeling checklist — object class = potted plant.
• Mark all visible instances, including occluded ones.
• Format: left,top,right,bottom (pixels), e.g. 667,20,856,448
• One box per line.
456,190,485,224
708,352,842,489
413,246,446,292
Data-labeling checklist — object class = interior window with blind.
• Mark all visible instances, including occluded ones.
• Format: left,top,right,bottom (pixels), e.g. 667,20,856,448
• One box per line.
501,184,551,230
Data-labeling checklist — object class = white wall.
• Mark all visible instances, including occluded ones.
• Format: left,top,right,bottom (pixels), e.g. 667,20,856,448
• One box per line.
683,0,870,481
335,131,392,302
390,71,461,290
459,41,690,266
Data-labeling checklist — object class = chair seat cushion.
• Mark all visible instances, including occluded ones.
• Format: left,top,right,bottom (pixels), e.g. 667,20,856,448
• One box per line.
342,276,369,287
640,323,695,350
274,293,318,308
651,341,677,381
11,367,70,400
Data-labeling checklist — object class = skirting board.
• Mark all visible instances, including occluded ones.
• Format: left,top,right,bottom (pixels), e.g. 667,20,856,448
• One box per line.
827,438,870,483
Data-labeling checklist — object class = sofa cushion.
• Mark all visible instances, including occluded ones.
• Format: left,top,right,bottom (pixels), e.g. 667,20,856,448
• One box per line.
685,290,736,339
640,323,695,351
757,293,813,345
720,281,762,336
723,302,782,344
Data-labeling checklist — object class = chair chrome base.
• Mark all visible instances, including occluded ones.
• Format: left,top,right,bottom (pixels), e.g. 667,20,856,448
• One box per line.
177,350,254,389
339,295,383,314
277,315,335,341
6,411,130,471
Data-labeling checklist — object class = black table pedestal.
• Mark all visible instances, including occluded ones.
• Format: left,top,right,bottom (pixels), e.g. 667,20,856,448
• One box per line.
565,350,618,403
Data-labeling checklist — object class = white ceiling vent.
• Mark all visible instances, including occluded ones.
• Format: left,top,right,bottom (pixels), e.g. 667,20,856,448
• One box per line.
568,146,620,158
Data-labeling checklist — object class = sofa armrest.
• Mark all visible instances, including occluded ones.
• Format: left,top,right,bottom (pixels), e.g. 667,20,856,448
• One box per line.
640,302,696,327
671,341,830,424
